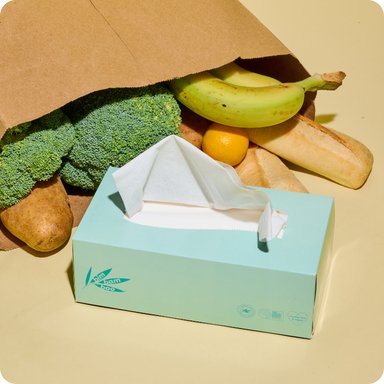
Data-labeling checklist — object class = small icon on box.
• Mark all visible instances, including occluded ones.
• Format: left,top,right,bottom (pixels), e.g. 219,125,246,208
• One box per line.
237,304,255,318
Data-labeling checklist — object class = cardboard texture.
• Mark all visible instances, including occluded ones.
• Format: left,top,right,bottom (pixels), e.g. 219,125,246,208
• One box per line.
0,0,312,250
0,0,310,133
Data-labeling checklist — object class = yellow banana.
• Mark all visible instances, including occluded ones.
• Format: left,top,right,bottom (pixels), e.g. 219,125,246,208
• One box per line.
210,62,281,87
169,68,345,128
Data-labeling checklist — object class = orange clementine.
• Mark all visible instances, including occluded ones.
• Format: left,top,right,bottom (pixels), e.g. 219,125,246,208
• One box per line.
202,123,249,166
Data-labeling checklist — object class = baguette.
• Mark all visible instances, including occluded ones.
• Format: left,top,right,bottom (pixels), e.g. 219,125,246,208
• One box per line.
235,145,308,193
248,114,373,189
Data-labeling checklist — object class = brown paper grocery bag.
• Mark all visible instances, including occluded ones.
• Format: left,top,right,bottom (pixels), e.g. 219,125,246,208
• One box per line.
0,0,312,250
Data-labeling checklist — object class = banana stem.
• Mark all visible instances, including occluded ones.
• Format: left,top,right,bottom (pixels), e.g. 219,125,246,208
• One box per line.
295,71,346,92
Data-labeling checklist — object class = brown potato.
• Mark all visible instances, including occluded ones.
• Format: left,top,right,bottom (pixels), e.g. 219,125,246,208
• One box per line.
178,106,210,148
0,175,73,253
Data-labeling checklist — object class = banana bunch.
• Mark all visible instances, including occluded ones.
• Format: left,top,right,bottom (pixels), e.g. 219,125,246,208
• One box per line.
169,63,345,128
175,62,373,190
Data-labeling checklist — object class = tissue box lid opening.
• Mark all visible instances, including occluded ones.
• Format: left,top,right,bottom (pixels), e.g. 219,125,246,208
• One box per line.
74,168,334,275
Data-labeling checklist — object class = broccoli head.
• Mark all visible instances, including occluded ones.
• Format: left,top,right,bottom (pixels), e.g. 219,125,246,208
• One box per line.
0,110,76,209
60,84,181,190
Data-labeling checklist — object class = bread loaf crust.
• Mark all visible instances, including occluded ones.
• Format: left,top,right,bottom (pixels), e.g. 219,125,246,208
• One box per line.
235,145,308,193
248,114,373,189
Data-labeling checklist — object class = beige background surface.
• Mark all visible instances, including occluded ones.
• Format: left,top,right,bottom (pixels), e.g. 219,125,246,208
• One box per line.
1,0,383,383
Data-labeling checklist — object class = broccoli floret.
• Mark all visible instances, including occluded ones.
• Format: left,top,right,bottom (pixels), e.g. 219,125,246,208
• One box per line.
0,84,182,206
0,110,76,209
60,84,181,190
0,122,32,151
60,161,98,190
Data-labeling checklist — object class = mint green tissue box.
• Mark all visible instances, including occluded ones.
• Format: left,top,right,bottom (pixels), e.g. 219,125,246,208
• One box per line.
73,168,334,339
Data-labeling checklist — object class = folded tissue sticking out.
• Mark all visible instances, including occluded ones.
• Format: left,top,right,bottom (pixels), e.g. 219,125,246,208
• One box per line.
112,135,287,241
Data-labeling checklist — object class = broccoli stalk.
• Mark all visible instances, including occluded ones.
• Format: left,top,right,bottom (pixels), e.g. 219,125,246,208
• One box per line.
0,110,76,209
60,84,181,190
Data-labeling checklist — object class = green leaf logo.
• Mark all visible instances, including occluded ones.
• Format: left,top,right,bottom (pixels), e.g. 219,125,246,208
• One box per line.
85,267,130,292
85,267,93,286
